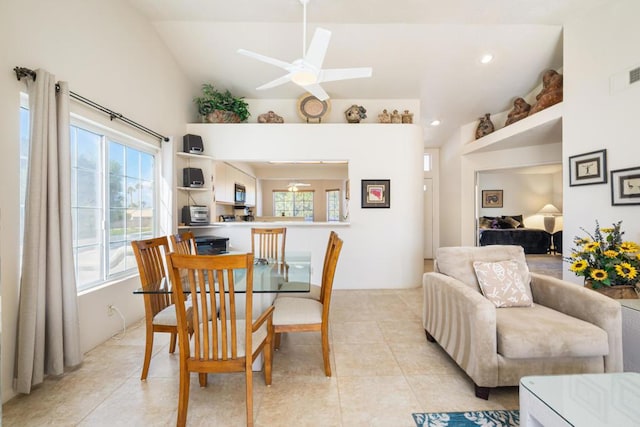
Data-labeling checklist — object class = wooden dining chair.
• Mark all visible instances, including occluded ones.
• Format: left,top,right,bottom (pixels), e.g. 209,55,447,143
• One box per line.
275,230,338,301
251,227,287,277
166,252,275,427
272,233,343,377
170,231,197,255
131,236,177,381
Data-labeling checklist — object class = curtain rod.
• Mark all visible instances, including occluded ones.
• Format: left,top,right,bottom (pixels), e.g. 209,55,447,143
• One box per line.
14,66,169,142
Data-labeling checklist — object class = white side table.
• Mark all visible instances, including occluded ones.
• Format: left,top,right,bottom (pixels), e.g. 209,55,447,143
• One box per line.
620,300,640,372
520,373,640,427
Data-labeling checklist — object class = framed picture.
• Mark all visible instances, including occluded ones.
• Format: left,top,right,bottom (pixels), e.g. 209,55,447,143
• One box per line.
569,149,607,186
482,190,503,208
361,179,390,208
611,166,640,206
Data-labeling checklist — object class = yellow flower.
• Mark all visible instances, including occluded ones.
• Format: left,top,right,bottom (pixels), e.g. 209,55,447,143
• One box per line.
600,227,614,233
603,250,618,258
620,242,640,253
616,263,638,280
584,242,600,252
590,269,608,281
570,260,588,273
570,252,580,259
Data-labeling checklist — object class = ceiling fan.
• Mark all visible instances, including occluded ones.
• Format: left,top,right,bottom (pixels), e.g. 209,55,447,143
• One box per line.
237,0,372,101
287,181,311,192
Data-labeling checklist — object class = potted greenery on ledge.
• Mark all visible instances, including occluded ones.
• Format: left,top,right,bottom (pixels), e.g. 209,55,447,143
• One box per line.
193,83,250,123
566,220,640,299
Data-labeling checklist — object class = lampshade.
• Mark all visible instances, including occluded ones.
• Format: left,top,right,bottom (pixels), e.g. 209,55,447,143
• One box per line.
537,204,562,234
537,204,561,216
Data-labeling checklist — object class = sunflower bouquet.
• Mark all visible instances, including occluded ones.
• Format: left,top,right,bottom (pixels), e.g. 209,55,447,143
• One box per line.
566,221,640,289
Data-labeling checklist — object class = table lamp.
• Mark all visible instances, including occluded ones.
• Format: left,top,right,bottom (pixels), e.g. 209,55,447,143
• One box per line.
538,204,561,233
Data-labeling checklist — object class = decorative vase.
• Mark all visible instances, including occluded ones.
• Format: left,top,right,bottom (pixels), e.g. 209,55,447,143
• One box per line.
585,281,639,299
205,110,241,123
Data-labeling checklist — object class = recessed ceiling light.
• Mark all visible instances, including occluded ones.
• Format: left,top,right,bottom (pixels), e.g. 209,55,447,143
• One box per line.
430,119,441,126
480,54,494,64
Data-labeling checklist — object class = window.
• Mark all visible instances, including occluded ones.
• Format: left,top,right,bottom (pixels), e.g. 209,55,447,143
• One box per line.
19,107,157,292
70,123,157,290
273,190,314,220
326,189,340,222
424,153,432,172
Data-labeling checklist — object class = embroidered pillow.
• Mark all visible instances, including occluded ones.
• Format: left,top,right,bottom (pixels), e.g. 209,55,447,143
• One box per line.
473,260,533,308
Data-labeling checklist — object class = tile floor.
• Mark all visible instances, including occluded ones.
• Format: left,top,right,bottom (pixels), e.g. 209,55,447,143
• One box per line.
1,256,562,426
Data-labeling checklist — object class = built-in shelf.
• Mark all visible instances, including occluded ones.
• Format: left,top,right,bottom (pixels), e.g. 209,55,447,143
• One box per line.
176,152,214,160
177,224,219,229
177,186,208,191
462,102,563,155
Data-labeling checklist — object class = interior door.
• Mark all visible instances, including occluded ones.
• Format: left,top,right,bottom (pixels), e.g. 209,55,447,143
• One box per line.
423,178,433,259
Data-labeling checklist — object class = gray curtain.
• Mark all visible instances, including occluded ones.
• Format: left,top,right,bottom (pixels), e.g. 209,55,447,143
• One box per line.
16,69,82,394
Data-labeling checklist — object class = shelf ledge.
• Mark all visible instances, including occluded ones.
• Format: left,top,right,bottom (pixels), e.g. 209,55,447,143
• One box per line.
462,102,562,155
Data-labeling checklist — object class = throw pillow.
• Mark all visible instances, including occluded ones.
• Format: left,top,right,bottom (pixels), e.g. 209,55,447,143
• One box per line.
473,260,533,308
502,214,524,228
501,216,521,228
478,216,494,229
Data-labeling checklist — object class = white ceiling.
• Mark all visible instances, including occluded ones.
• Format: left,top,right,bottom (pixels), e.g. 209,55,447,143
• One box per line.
127,0,608,146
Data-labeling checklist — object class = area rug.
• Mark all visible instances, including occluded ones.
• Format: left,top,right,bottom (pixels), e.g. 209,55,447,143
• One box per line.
412,410,519,427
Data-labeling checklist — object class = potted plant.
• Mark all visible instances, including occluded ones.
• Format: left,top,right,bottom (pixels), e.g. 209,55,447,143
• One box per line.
193,83,250,123
566,220,640,298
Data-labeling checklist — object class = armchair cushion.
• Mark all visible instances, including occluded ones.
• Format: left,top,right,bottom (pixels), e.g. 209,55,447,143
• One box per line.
473,260,533,307
496,305,609,359
436,245,531,293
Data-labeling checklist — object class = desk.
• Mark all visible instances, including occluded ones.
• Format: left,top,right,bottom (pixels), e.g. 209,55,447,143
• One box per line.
519,373,640,426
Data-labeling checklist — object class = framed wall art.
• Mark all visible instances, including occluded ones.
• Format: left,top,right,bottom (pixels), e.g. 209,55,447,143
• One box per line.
610,166,640,206
569,149,607,186
361,179,390,208
482,190,503,208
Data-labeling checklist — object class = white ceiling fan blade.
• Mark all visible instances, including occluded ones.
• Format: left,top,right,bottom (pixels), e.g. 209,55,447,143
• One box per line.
304,28,331,69
301,83,329,101
256,74,294,90
318,67,373,83
237,48,293,71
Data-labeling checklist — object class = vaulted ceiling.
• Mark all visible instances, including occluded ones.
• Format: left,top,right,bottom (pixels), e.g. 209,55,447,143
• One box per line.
127,0,608,146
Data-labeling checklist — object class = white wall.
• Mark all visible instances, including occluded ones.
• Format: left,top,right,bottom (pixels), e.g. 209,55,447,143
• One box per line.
563,0,640,281
186,123,425,291
478,170,563,231
0,0,193,403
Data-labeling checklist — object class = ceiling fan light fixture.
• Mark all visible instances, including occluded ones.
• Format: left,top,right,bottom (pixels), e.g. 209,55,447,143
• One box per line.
291,70,318,85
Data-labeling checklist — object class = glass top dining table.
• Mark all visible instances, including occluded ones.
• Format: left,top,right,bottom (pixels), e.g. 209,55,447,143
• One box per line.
132,251,311,294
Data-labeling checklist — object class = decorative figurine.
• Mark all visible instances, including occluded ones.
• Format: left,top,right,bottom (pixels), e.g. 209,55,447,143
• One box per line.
401,110,414,124
505,97,531,126
257,110,284,123
475,113,495,139
344,104,367,123
378,109,391,123
390,109,402,124
529,69,563,115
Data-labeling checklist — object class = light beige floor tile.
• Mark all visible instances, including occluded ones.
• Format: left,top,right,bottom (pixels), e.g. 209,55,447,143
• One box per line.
406,374,519,413
331,320,385,344
333,342,402,377
338,376,420,427
256,376,341,427
377,320,427,344
272,343,332,378
388,341,463,376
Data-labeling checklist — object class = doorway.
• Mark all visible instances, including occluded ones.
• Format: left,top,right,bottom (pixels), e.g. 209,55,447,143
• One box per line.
424,178,433,259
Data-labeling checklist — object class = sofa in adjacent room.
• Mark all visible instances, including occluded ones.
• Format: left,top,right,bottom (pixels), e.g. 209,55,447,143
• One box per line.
422,245,622,399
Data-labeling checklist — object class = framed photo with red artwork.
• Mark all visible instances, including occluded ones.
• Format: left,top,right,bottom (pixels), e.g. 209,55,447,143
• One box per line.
361,179,390,208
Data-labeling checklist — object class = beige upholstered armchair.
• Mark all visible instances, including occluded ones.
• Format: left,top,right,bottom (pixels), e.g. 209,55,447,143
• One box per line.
423,245,622,399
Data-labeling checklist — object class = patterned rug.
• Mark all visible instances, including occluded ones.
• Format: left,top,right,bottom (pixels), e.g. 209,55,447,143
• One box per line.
412,410,519,427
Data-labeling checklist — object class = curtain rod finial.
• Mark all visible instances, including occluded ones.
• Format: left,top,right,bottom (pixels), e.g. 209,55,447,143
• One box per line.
14,67,36,81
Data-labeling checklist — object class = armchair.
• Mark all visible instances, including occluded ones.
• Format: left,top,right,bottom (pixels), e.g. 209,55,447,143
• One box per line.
422,245,622,399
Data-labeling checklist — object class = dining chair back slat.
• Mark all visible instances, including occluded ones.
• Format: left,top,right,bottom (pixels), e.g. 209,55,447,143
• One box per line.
171,231,197,255
251,227,287,277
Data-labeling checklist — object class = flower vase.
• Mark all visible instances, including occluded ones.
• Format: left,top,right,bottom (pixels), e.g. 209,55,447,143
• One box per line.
585,281,639,299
